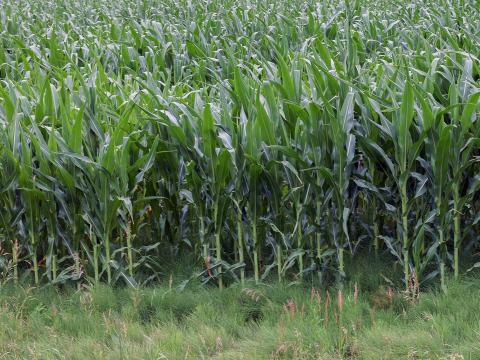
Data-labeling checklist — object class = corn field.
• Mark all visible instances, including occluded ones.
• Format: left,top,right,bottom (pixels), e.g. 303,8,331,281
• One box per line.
0,0,479,289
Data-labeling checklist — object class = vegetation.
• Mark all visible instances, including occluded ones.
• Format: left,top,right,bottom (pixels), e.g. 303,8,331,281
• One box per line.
0,0,479,292
1,259,480,359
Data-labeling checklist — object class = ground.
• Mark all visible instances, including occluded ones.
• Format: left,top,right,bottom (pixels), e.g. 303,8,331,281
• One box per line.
1,264,479,359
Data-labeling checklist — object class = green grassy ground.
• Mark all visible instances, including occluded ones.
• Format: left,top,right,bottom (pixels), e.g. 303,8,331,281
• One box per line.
1,264,479,359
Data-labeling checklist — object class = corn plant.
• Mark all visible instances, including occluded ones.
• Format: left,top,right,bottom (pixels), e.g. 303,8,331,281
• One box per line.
0,0,479,289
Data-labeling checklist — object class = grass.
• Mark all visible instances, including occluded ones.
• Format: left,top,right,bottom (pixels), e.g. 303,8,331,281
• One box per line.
1,261,479,359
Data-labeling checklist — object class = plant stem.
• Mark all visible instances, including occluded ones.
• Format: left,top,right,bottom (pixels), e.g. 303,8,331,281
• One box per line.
401,180,409,291
237,205,245,285
440,260,447,294
338,247,344,281
31,238,39,285
297,203,303,280
374,222,379,256
199,210,205,255
453,183,460,280
214,205,223,289
52,254,57,282
439,228,447,293
105,230,111,284
316,175,322,274
253,206,259,285
126,223,133,278
13,239,18,285
277,243,282,282
93,243,99,285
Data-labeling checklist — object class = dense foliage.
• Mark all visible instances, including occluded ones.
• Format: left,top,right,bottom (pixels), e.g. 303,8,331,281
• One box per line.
0,0,479,289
